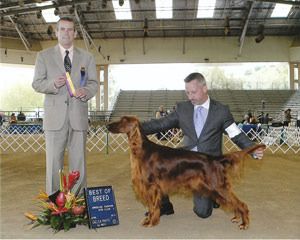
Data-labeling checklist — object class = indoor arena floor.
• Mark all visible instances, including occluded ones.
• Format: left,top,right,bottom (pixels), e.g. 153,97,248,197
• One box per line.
1,149,299,239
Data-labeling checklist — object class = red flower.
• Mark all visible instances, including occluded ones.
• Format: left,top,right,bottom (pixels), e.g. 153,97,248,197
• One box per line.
51,207,68,215
68,171,80,190
55,192,66,208
72,206,85,215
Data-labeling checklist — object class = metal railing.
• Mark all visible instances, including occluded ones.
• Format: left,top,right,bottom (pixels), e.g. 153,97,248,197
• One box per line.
0,125,299,154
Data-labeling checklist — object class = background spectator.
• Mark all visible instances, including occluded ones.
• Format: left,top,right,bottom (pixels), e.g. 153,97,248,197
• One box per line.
17,111,26,121
283,108,292,126
10,113,17,124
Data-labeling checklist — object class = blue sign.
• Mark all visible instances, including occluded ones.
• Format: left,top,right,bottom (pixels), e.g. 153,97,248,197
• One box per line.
84,186,119,228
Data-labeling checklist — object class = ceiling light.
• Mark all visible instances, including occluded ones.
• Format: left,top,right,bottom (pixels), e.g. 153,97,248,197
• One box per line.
255,25,265,43
86,1,92,11
224,16,230,36
102,0,107,8
47,25,53,36
143,18,149,37
36,10,42,19
54,8,59,16
69,5,75,14
255,34,265,43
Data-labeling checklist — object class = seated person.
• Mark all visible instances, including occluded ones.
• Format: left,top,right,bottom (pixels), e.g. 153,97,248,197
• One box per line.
10,113,17,124
17,111,26,121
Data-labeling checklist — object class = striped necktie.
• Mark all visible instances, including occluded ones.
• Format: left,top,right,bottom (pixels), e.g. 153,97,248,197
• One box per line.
64,50,72,73
194,106,207,137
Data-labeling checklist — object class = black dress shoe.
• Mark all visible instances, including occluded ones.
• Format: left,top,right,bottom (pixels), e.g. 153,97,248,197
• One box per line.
161,203,175,215
145,203,174,216
213,202,220,209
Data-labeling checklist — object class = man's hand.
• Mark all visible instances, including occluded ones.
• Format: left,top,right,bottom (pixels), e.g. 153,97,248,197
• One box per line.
253,147,265,159
75,88,87,99
54,75,66,88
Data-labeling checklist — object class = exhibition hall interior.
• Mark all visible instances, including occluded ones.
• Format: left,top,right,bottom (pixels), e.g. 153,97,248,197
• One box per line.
0,0,299,239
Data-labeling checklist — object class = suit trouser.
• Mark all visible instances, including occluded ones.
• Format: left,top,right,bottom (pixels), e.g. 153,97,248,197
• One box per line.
192,193,213,218
162,194,213,218
45,116,87,196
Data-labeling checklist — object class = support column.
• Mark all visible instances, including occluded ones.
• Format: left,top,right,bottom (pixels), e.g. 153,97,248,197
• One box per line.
96,65,101,111
96,65,109,111
289,62,299,90
103,65,108,110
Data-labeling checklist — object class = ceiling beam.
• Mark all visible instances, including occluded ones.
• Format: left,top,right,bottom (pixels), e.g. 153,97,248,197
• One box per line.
8,16,31,51
249,0,300,5
239,2,255,56
0,0,91,16
4,4,298,17
74,8,105,59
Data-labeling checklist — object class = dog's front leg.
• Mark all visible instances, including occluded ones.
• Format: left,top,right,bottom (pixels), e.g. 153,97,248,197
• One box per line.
141,185,162,227
218,189,250,230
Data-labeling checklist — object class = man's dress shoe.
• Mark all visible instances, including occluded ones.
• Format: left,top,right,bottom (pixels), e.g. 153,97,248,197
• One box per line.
213,202,220,209
145,202,174,216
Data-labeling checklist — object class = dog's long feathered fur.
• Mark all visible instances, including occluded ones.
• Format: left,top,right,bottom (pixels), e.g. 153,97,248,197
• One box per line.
107,116,265,230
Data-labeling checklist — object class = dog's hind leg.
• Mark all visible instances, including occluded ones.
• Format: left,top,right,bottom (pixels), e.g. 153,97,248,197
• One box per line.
141,185,162,227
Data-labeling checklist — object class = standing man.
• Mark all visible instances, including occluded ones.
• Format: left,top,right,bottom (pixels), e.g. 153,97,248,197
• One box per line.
32,17,98,196
142,72,264,219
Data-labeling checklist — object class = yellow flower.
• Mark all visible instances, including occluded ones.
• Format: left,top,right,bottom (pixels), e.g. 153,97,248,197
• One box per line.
75,197,85,204
24,212,37,221
65,192,75,209
36,190,49,201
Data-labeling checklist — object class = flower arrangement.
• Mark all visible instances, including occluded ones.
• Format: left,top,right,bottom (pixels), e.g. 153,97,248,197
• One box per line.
25,170,88,232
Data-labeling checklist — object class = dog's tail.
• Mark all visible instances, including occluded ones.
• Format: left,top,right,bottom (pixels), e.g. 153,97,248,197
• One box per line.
220,144,266,177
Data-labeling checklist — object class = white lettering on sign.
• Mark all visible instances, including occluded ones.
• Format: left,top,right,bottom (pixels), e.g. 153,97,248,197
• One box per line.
92,194,110,202
88,189,103,195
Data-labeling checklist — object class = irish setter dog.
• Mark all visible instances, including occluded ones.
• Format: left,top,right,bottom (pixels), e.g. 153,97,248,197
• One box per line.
107,116,265,230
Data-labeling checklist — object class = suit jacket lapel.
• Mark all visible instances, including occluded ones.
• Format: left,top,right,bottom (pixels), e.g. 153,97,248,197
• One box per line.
71,47,81,81
184,102,198,140
199,99,216,139
53,45,65,73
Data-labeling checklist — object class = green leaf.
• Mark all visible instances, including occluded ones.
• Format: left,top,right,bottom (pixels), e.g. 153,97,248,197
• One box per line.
63,219,71,231
30,222,41,229
37,217,46,225
50,215,61,230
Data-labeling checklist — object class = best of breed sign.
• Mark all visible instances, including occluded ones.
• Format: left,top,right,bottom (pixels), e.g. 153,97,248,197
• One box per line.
84,186,119,228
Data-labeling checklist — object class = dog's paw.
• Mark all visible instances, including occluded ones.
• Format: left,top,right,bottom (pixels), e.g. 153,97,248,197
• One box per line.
141,216,160,227
231,216,240,223
141,217,151,227
239,223,249,230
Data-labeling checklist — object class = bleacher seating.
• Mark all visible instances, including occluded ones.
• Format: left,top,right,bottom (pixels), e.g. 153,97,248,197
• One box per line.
110,89,298,122
277,90,300,124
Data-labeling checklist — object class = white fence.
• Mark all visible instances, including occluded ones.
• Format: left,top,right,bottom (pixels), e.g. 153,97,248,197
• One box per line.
0,124,299,154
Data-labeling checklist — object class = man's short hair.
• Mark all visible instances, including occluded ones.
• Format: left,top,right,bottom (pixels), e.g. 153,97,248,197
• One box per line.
184,72,206,85
57,16,76,30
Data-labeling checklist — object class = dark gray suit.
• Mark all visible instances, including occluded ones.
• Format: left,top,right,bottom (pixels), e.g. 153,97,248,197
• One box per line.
142,99,254,217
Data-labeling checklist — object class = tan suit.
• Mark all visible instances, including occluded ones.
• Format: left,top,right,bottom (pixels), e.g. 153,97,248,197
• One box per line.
32,44,98,195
